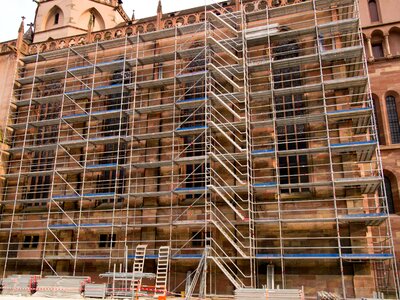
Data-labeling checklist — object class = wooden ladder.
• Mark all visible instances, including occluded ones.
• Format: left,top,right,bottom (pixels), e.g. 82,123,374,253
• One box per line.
154,246,170,297
132,244,147,293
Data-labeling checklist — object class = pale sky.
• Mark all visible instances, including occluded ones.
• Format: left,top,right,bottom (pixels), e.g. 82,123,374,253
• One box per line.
0,0,214,42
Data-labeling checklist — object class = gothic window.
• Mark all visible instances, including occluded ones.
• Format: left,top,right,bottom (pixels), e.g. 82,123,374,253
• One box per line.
95,143,126,197
36,102,60,121
191,231,203,247
95,168,125,206
26,150,54,204
368,0,379,22
184,42,205,74
184,135,205,158
105,95,129,111
102,143,117,165
184,81,205,100
384,176,395,214
179,44,206,196
23,236,39,249
273,38,309,193
182,45,206,98
386,95,400,144
180,107,205,129
101,143,127,165
191,231,210,247
181,110,205,194
26,175,51,201
54,13,60,25
35,125,58,145
42,81,62,96
184,135,206,197
40,69,63,97
372,97,384,144
187,54,205,73
111,68,131,86
30,150,55,172
107,69,131,112
96,169,125,195
181,74,205,125
185,164,205,188
102,117,128,136
46,6,64,30
99,234,116,248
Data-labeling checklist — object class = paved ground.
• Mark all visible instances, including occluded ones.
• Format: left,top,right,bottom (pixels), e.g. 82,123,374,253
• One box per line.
0,296,205,300
0,295,236,300
0,297,81,300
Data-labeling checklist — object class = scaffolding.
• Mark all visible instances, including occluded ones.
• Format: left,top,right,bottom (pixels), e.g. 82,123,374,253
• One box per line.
0,0,399,298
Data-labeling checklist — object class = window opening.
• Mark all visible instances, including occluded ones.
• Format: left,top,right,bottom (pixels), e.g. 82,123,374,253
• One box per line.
99,234,116,248
386,96,400,144
273,37,309,193
384,176,396,214
54,13,60,25
368,0,379,22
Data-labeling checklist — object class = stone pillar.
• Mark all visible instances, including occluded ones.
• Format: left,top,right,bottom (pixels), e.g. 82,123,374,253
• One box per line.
384,34,392,58
366,37,374,61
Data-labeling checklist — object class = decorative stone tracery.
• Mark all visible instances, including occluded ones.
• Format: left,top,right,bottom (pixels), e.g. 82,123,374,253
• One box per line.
0,0,314,55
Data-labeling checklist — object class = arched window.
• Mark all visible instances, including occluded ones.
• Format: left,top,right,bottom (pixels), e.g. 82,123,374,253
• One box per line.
46,6,64,30
90,13,96,27
273,35,309,193
368,0,379,22
372,43,384,58
371,31,385,58
386,95,400,143
372,96,384,144
384,176,395,214
54,13,60,25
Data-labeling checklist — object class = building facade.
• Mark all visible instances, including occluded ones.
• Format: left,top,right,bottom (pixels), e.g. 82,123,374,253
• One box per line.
0,0,398,298
360,0,400,288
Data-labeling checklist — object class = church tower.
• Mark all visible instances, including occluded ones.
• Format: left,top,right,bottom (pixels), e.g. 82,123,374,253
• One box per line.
32,0,129,43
